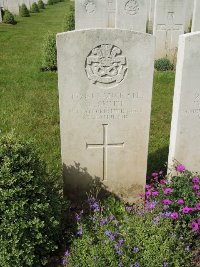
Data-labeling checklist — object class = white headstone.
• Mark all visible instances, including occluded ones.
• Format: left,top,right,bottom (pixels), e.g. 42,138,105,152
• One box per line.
168,32,200,173
5,0,19,14
116,0,147,32
57,29,155,203
147,0,155,33
75,0,108,29
191,0,200,32
184,0,194,32
153,0,186,62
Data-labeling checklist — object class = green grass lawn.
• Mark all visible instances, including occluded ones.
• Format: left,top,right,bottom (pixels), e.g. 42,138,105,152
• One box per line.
0,2,175,179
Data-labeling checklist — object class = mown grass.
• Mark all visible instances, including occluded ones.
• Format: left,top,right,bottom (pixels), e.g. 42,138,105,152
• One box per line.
0,3,175,180
0,1,72,178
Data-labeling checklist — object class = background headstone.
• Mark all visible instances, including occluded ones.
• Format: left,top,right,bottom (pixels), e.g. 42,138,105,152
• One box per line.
153,0,186,62
168,32,200,173
147,0,155,33
116,0,147,32
4,0,19,14
191,0,200,32
57,29,155,203
75,0,108,29
107,0,116,28
184,0,194,32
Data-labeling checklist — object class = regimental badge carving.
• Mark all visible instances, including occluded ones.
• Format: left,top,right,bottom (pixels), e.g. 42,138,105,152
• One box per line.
125,0,139,15
84,0,96,14
85,44,128,88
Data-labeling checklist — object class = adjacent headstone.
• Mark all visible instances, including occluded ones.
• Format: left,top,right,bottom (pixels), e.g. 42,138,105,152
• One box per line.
191,0,200,32
57,29,155,203
75,0,108,29
116,0,147,32
153,0,186,62
184,0,194,33
168,32,200,173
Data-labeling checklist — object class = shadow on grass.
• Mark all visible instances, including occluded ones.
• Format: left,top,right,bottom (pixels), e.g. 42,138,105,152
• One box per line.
147,145,169,175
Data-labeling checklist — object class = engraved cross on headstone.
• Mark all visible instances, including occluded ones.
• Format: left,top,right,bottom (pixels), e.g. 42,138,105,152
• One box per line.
157,12,183,52
86,124,124,181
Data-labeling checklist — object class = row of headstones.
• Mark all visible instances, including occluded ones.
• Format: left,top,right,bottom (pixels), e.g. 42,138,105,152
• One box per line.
56,27,200,203
75,0,200,62
0,0,47,15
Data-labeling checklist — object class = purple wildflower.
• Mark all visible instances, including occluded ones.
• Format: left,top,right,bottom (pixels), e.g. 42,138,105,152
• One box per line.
160,179,166,185
135,262,139,267
197,218,200,224
152,191,159,196
182,207,193,214
118,239,123,246
165,211,171,217
116,249,122,255
77,228,83,236
191,222,199,231
133,247,139,253
105,230,111,236
109,215,115,221
164,188,172,194
100,218,107,227
196,203,200,210
192,177,199,183
64,250,70,257
162,199,172,205
152,172,158,177
171,212,179,220
177,199,184,205
176,164,185,172
185,246,190,251
163,262,168,267
145,191,151,197
193,184,199,190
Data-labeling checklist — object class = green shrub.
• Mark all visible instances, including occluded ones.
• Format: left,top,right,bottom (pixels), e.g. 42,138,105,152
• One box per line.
30,2,39,13
0,134,67,267
19,4,30,17
41,31,57,71
47,0,54,5
154,58,174,71
38,0,45,9
3,10,16,25
63,6,75,31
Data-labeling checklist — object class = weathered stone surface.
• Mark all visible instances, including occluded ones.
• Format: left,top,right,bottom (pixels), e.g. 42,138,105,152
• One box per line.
107,0,116,28
153,0,186,62
192,0,200,32
116,0,147,32
168,32,200,173
57,29,155,203
75,0,108,29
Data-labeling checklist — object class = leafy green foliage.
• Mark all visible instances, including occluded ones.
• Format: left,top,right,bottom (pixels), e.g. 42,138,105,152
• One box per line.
3,10,16,24
0,134,67,267
41,31,57,71
30,2,39,13
155,58,174,71
47,0,54,5
63,196,194,267
20,4,30,17
63,5,75,32
38,0,45,9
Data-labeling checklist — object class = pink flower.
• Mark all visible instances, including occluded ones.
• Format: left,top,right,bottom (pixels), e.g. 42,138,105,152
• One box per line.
177,199,184,205
152,172,158,178
171,212,179,220
152,191,159,196
191,222,199,231
160,179,166,185
182,207,193,214
196,203,200,211
176,164,185,172
164,188,172,194
162,199,172,205
192,177,199,183
197,192,200,197
145,191,151,197
192,184,199,190
197,218,200,224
